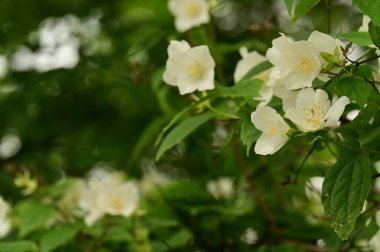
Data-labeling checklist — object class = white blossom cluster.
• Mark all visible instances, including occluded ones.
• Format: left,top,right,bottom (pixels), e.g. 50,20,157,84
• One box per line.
248,32,349,155
162,29,349,155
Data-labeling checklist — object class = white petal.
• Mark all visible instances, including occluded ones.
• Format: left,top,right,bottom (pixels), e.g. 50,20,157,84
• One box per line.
315,89,331,115
251,106,280,132
284,108,311,132
323,96,349,128
189,46,215,68
295,88,317,111
254,133,288,155
167,40,191,57
163,68,178,86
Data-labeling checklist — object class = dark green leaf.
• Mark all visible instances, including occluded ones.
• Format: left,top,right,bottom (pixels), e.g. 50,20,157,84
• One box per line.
353,0,380,27
322,151,371,240
368,21,380,49
291,0,320,23
40,225,80,252
328,66,373,109
336,32,372,46
240,115,260,156
156,112,215,160
17,202,57,238
166,229,193,248
0,241,37,252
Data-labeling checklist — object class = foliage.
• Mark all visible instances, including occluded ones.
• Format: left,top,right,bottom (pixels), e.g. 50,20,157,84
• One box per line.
0,0,379,251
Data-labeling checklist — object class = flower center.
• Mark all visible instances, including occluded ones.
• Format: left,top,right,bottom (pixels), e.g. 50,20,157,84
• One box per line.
297,57,315,74
266,127,277,137
185,3,201,17
111,196,122,210
189,63,204,79
303,103,324,127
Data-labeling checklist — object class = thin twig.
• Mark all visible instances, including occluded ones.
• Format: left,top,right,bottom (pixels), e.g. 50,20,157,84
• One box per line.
231,142,282,240
293,141,318,184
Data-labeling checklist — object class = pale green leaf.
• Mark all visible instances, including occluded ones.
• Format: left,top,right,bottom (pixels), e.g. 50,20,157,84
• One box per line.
291,0,320,23
337,32,372,46
240,115,260,156
40,225,80,252
17,202,57,237
156,112,215,160
283,0,294,16
353,0,380,27
322,151,371,240
0,241,37,252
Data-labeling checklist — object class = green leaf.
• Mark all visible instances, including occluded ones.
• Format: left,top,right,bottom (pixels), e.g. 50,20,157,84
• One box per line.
352,101,380,146
328,66,373,109
353,0,380,27
322,151,371,240
240,114,260,156
166,229,193,248
283,0,294,16
211,79,263,98
291,0,320,23
40,225,80,252
240,60,272,82
156,112,215,160
368,21,380,49
0,241,37,252
17,201,57,237
336,32,372,46
131,117,167,162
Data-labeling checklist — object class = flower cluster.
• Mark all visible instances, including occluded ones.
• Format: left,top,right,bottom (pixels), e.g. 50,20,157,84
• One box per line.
60,168,139,226
162,30,349,155
249,32,349,155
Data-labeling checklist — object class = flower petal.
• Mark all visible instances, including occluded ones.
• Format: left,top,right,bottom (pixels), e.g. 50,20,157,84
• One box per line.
254,133,288,155
251,106,280,132
323,96,349,128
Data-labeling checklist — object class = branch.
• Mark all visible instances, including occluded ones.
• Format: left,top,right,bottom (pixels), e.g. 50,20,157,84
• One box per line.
231,141,282,240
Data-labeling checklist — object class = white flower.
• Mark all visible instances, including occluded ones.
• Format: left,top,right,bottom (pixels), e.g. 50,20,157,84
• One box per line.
79,169,139,226
251,106,290,155
241,227,258,245
206,177,233,200
168,0,210,32
266,34,321,90
284,88,349,132
163,40,215,95
234,48,273,106
0,196,11,238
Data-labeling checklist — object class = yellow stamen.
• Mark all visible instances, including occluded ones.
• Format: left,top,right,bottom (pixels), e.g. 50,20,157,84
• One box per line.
267,127,277,137
190,63,204,78
297,57,315,74
302,102,324,127
111,196,122,210
185,3,201,17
